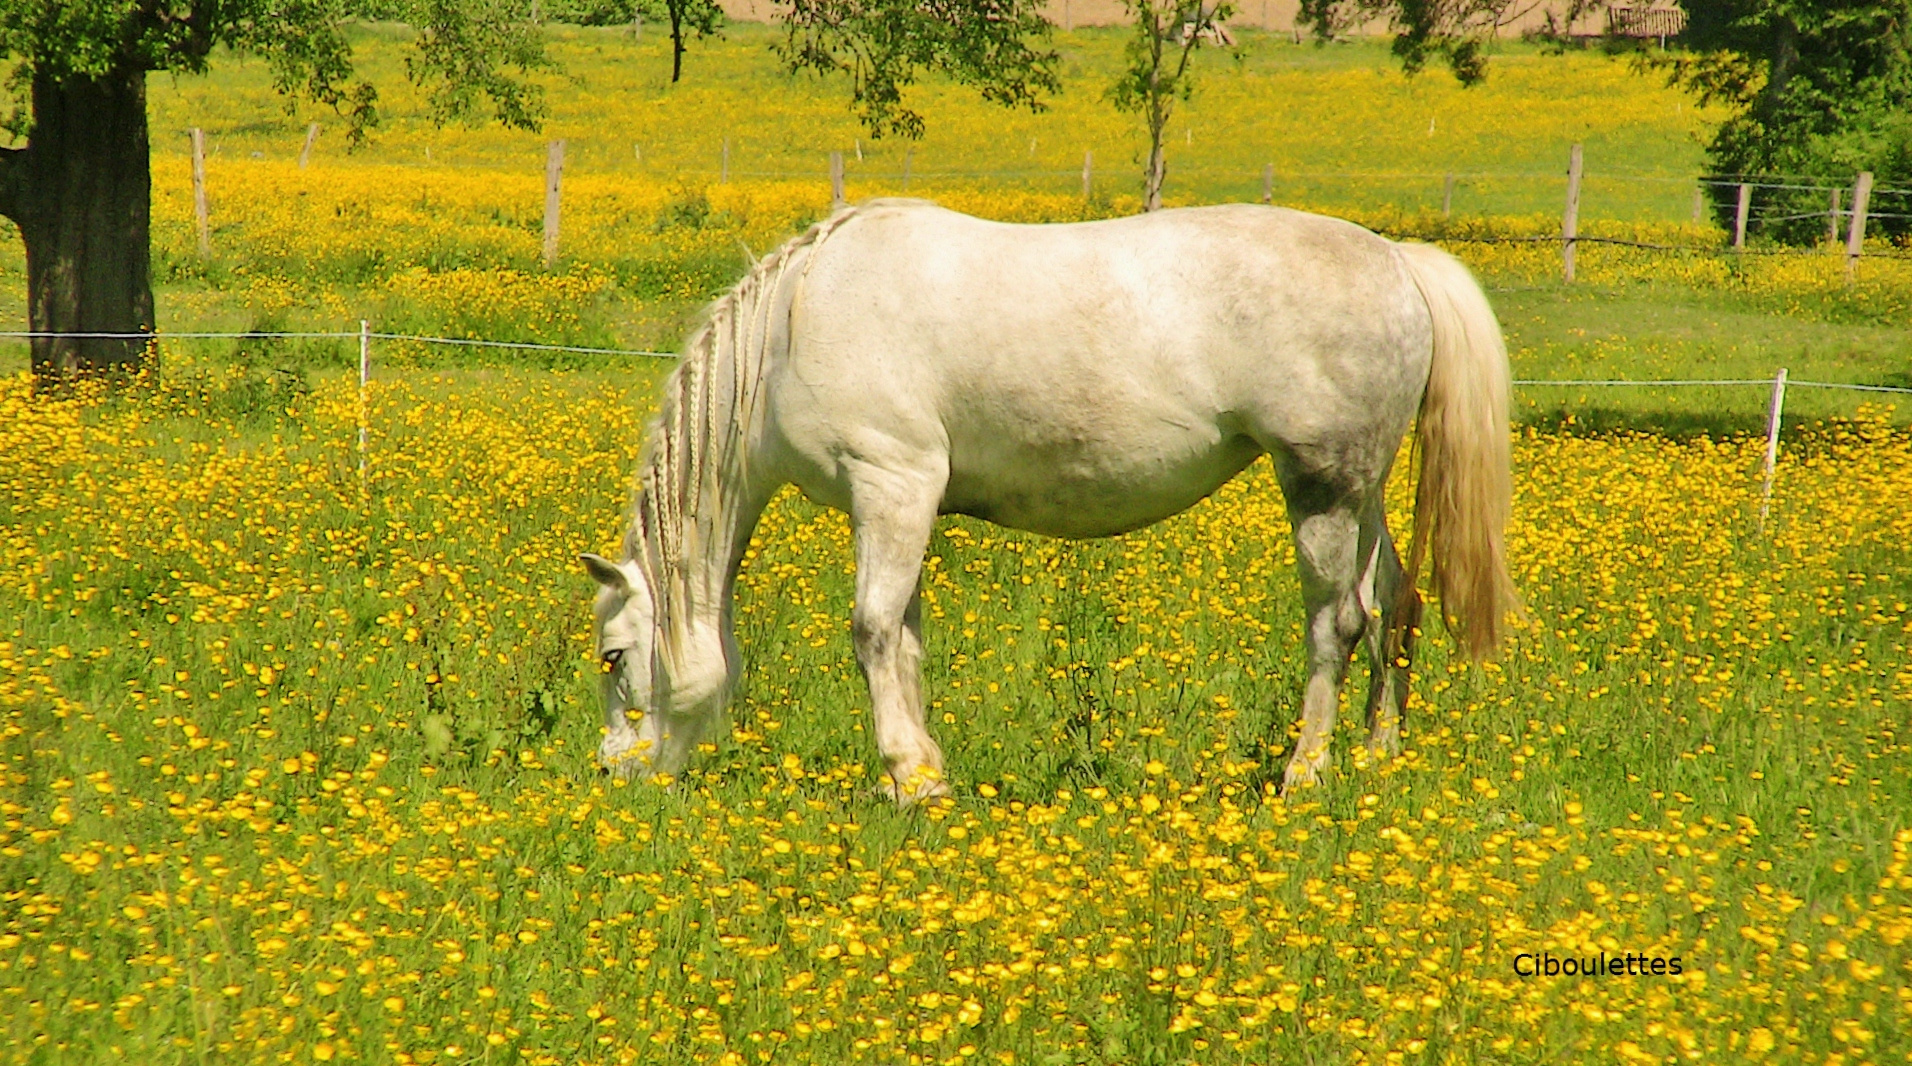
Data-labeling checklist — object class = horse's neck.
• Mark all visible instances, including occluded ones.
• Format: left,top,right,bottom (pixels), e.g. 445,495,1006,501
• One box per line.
670,473,775,632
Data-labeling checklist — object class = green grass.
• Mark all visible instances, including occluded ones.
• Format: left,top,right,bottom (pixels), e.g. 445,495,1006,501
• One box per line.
1,365,1907,1063
1499,286,1912,431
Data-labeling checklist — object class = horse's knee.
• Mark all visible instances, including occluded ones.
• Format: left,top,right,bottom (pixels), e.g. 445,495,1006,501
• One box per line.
1309,591,1368,664
851,610,900,662
1337,593,1370,645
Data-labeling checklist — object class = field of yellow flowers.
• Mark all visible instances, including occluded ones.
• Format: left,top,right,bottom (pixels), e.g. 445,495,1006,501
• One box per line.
2,21,1911,1065
2,362,1908,1064
139,25,1721,218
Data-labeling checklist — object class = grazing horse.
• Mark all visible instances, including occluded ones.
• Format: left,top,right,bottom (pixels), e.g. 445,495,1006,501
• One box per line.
582,199,1515,801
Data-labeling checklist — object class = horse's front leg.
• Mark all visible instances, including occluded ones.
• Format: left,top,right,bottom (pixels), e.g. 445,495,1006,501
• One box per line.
848,471,946,805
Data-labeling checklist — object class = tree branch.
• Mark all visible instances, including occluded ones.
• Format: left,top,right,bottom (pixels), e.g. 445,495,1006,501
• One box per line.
0,146,23,226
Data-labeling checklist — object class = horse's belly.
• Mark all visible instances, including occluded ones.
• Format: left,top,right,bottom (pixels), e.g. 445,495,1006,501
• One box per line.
941,434,1262,539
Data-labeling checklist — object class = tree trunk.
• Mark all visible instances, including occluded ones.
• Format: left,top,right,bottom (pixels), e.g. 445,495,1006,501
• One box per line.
1144,138,1167,212
669,0,686,83
1759,16,1799,124
0,66,156,383
1144,82,1170,212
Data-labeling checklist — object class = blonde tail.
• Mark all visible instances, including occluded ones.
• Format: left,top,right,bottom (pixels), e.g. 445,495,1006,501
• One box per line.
1395,242,1518,659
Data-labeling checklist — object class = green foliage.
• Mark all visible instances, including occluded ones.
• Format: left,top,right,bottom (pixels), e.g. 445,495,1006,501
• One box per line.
1294,0,1584,83
778,0,1061,138
1664,0,1912,243
541,0,724,82
388,0,552,132
0,1,552,143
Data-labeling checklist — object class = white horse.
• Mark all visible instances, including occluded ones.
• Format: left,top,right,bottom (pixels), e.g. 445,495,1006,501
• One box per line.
582,199,1515,801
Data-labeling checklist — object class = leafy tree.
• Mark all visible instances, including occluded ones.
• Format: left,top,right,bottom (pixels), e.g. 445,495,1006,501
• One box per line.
1301,0,1912,244
1662,0,1912,243
1109,0,1235,211
779,0,1061,140
1297,0,1550,84
0,1,548,382
551,0,723,83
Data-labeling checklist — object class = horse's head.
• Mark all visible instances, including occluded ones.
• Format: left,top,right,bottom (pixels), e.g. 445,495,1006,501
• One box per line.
581,552,655,772
580,552,730,781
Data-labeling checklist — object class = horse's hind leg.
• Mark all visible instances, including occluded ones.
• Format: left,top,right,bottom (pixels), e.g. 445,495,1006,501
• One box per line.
847,465,948,804
1275,466,1372,796
1360,511,1418,758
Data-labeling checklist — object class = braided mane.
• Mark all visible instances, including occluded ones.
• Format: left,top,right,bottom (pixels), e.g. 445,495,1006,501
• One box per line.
624,207,858,665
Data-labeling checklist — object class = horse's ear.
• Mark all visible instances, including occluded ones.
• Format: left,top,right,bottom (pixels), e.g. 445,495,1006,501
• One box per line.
580,553,630,594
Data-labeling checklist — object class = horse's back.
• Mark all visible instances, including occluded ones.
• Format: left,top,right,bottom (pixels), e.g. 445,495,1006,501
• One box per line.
768,201,1434,536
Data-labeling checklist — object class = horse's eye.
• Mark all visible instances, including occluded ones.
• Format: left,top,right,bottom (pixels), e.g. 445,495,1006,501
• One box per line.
601,648,626,670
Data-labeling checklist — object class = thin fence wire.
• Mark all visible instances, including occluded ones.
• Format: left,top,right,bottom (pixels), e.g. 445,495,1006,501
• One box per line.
1514,377,1912,395
687,165,1912,201
0,330,676,358
1374,230,1912,260
4,330,1909,396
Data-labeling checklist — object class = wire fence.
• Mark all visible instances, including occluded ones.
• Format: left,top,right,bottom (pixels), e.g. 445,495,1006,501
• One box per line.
703,155,1912,263
7,329,1911,401
714,157,1912,229
162,122,1912,263
0,330,674,359
1375,230,1912,260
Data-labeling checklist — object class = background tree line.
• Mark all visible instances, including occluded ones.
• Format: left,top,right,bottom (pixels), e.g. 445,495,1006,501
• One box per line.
2,0,1907,384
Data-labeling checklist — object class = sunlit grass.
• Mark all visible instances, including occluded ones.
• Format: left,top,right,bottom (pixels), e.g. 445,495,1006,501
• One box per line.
2,367,1907,1063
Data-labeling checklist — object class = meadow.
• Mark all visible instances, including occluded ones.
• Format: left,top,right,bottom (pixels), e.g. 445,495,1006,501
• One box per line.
2,19,1911,1066
3,366,1909,1065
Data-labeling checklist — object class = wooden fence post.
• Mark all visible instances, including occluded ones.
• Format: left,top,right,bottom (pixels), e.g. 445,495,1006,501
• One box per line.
831,151,846,209
1443,172,1455,217
1262,163,1274,205
1082,150,1093,200
543,139,565,269
191,128,211,258
1733,183,1750,249
1692,184,1703,224
298,123,320,169
721,138,730,183
1758,367,1787,532
1846,171,1873,281
1562,144,1582,283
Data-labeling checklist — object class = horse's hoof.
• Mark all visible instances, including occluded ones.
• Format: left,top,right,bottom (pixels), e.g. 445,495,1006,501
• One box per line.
598,758,639,782
597,746,647,781
1279,761,1322,799
885,767,951,807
